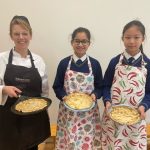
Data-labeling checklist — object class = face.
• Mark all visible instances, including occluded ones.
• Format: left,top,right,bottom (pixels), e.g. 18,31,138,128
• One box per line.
122,26,144,56
10,24,32,52
71,32,90,58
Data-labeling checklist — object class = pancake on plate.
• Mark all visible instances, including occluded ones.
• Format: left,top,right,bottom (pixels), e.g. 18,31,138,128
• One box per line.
15,98,47,113
65,92,93,110
109,105,140,125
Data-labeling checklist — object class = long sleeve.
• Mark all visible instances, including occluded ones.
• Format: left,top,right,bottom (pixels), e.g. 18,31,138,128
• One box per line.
30,52,50,98
90,58,103,99
0,51,9,105
139,56,150,111
52,59,68,100
41,69,49,97
103,55,120,106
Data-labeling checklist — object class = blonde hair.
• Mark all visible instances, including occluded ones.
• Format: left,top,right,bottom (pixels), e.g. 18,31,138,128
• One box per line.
10,15,32,37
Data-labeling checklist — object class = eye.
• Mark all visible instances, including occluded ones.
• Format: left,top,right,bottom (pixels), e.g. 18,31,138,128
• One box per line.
74,40,80,44
134,36,141,39
22,32,28,36
14,33,20,36
124,37,131,40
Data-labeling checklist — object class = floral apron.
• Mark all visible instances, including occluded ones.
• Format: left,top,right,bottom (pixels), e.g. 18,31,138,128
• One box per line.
55,56,101,150
101,54,147,150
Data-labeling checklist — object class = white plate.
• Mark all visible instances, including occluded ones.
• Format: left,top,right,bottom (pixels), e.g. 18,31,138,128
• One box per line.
64,101,95,112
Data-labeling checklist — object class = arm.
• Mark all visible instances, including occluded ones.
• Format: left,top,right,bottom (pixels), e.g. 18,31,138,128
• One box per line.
41,69,49,98
139,63,150,112
53,60,67,101
103,58,117,106
91,60,103,100
0,51,21,105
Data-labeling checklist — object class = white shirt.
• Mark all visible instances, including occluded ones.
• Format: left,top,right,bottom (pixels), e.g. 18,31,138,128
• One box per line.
124,51,142,60
0,50,49,105
73,54,87,63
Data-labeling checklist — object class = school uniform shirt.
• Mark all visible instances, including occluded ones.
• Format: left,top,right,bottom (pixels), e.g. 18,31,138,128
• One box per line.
0,49,49,105
53,54,103,100
103,51,150,111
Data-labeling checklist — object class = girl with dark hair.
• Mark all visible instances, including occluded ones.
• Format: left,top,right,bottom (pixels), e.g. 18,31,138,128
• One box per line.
0,15,50,150
101,20,150,150
53,27,103,149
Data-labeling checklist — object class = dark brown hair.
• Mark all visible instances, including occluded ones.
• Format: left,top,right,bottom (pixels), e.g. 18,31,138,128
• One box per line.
122,20,145,54
71,27,91,42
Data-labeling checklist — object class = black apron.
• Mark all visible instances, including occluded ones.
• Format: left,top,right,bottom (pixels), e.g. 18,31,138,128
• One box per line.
0,50,50,150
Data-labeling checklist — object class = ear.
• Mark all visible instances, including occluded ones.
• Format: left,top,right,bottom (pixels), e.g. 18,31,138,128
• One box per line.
71,40,73,46
28,33,32,40
142,36,145,42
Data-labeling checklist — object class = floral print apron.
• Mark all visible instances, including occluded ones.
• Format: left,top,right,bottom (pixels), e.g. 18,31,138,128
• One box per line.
55,56,101,150
101,54,147,150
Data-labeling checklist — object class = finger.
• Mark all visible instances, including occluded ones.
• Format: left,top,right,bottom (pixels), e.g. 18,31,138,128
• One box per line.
13,87,22,93
91,95,96,101
140,112,145,119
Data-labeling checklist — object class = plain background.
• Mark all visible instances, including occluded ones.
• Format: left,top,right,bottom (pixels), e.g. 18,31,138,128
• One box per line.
0,0,150,123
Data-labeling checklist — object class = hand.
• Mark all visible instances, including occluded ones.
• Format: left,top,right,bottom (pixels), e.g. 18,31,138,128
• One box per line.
138,105,146,120
62,96,67,101
91,93,96,101
105,101,111,112
2,86,22,98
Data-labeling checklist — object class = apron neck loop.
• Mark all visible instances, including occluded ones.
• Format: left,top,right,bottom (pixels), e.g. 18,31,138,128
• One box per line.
119,52,145,67
8,49,35,68
118,53,124,65
67,55,93,74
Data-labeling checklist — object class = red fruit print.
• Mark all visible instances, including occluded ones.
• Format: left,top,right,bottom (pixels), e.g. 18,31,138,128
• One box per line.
136,89,143,96
114,139,122,146
122,129,128,137
130,80,139,87
138,125,145,132
129,96,137,106
129,139,139,146
127,72,137,80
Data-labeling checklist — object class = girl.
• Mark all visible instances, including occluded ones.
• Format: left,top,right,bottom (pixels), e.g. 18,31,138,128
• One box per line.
53,27,103,149
101,20,150,150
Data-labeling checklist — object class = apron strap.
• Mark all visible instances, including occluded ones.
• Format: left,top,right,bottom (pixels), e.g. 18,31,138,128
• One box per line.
28,50,35,68
8,49,13,64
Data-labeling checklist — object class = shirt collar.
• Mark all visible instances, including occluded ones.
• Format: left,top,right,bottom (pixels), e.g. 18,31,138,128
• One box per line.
73,54,87,63
12,48,30,58
124,50,142,60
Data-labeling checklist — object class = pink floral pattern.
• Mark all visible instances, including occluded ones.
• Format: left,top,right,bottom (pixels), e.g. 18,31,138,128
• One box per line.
55,56,101,150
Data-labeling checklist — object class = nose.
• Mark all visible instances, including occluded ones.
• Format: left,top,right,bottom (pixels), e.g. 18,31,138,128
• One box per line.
78,42,83,46
19,33,23,38
129,37,135,43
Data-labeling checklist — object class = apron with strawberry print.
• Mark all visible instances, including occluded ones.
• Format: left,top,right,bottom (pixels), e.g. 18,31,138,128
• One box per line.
55,56,101,150
101,53,147,150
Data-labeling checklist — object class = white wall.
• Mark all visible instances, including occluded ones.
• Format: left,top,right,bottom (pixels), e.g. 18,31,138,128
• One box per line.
0,0,150,123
